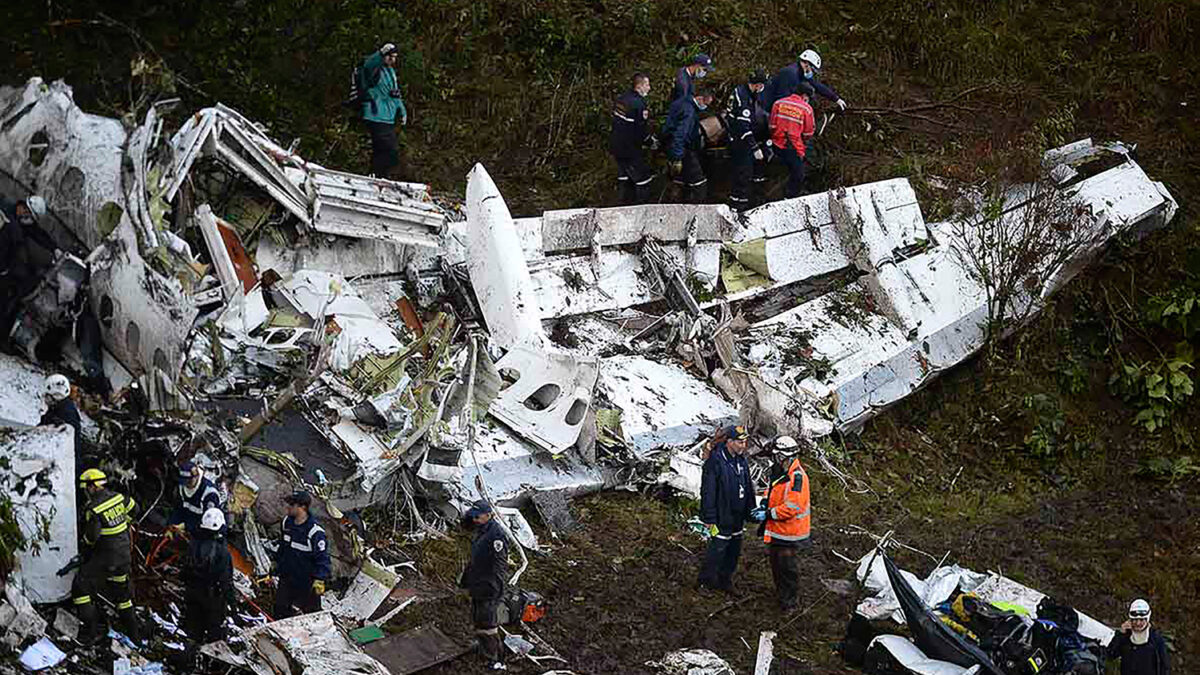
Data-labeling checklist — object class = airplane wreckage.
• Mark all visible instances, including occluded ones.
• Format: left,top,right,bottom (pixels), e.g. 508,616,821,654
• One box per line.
0,77,1178,673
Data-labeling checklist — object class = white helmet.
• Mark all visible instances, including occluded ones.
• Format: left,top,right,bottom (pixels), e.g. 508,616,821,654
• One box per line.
1128,598,1151,620
799,49,822,71
26,195,47,218
45,374,71,401
775,435,799,450
200,507,226,532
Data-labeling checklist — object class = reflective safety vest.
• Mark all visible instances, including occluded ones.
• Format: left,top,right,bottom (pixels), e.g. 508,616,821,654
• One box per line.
83,488,137,557
763,457,810,544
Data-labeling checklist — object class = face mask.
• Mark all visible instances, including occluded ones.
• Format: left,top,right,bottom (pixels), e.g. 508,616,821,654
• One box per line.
18,215,34,226
804,70,814,80
696,69,707,79
695,101,708,111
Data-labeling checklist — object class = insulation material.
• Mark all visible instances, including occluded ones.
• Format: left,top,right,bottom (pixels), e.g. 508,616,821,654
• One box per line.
207,611,390,675
0,425,77,603
463,164,546,350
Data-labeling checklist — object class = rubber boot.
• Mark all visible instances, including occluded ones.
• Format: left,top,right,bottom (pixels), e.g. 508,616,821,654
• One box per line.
118,606,141,645
75,601,101,645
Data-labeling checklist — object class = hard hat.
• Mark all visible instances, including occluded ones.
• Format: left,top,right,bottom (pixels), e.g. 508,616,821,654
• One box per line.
25,195,47,218
200,507,226,532
79,468,107,487
775,435,799,450
799,49,822,70
45,374,71,401
1129,598,1151,619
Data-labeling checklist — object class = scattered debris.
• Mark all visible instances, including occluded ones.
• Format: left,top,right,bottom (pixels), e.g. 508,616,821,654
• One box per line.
647,648,737,675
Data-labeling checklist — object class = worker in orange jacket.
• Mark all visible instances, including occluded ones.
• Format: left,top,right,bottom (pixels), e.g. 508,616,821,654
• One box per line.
761,435,811,611
768,81,816,199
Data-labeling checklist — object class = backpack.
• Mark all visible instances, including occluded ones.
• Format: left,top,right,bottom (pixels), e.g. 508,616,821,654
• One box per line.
342,62,383,117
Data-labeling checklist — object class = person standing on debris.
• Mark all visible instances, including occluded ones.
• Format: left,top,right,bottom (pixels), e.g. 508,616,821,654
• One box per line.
71,469,140,644
40,374,83,461
759,435,811,611
662,88,716,203
610,73,658,205
1107,599,1170,675
726,69,770,210
762,49,847,113
272,490,331,619
698,425,756,592
672,53,714,103
0,195,57,331
459,499,509,670
167,461,223,539
769,82,816,199
183,508,235,646
361,42,408,179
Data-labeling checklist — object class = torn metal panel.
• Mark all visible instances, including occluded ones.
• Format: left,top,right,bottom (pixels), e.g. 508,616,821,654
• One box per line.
213,611,390,675
439,422,604,504
866,635,975,675
598,356,738,454
464,164,546,350
87,215,199,380
309,167,445,248
828,178,927,271
529,243,720,319
0,77,127,251
0,355,56,426
256,234,408,278
539,203,738,253
0,425,77,603
196,204,241,300
277,270,404,371
488,346,600,453
325,558,400,622
362,625,471,675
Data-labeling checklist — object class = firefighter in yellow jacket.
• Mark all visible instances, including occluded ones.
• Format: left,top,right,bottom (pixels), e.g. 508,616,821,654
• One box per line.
72,469,140,643
761,436,811,611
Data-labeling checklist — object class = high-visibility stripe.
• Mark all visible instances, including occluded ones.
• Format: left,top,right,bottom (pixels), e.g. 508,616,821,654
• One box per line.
108,574,128,583
117,600,133,610
714,528,745,540
93,495,124,514
73,596,91,605
765,530,811,541
687,178,708,187
613,112,635,123
100,522,129,536
183,501,204,514
634,176,654,186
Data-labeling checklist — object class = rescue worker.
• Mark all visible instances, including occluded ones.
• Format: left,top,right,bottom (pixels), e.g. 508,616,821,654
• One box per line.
182,507,234,646
40,374,82,462
459,499,509,671
760,435,811,611
762,49,847,112
726,69,770,210
609,73,657,205
1107,599,1170,675
361,42,409,179
166,461,223,538
671,53,714,103
769,82,816,199
698,425,755,592
662,88,716,203
72,469,139,644
0,195,56,334
272,490,331,619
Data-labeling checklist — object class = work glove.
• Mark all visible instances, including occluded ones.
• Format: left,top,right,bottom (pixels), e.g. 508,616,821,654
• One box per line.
401,114,408,126
312,579,326,596
704,523,719,537
379,43,396,55
753,148,764,162
669,160,683,177
750,507,768,523
836,98,848,111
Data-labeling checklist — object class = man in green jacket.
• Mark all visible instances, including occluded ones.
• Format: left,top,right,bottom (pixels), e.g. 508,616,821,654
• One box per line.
362,43,408,179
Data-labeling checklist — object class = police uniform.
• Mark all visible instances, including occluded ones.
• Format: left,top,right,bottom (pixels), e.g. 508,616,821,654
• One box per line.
698,439,755,591
72,487,139,641
726,81,768,208
169,475,222,535
609,89,656,205
273,514,331,619
460,516,509,663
